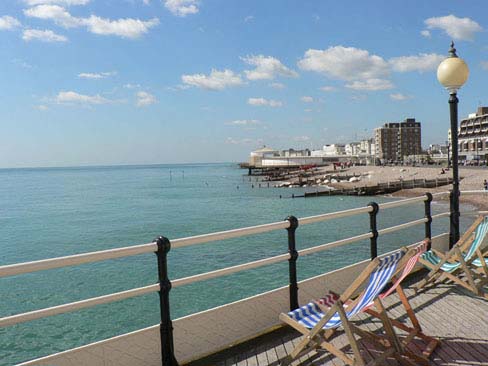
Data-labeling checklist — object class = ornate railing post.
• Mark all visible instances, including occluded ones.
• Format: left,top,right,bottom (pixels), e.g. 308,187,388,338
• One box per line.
424,193,433,249
286,216,299,311
368,202,379,260
154,236,178,366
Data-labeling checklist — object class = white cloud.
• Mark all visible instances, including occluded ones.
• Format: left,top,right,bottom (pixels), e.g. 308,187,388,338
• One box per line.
24,5,159,39
481,61,488,70
225,137,262,145
242,55,298,80
22,29,67,42
0,16,21,30
425,15,482,41
420,30,431,38
294,135,310,142
83,15,159,38
345,78,394,91
247,98,282,107
55,91,111,104
390,93,413,101
24,0,90,5
124,83,141,89
301,96,314,103
182,69,243,90
320,86,337,92
298,46,389,81
12,58,33,69
244,15,254,23
78,71,116,79
24,5,81,28
136,91,157,107
269,82,285,89
36,104,49,111
389,53,445,73
164,0,199,17
225,119,260,126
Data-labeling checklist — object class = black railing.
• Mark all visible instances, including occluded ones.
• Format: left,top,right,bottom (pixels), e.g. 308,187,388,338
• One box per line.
2,191,468,366
368,202,379,259
286,215,299,311
155,236,178,366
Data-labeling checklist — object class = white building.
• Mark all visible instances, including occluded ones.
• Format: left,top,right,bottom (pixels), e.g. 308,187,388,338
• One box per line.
311,144,346,157
249,147,279,166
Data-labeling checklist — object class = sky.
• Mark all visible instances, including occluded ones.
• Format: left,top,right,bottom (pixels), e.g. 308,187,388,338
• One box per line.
1,0,488,168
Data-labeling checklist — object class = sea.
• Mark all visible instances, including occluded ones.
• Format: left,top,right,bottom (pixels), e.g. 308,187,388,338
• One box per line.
0,163,468,365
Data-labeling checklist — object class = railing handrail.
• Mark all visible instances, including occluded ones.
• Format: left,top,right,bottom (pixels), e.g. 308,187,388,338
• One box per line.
1,190,486,333
0,192,444,279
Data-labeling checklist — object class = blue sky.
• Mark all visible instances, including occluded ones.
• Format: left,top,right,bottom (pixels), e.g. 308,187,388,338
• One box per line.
1,0,487,168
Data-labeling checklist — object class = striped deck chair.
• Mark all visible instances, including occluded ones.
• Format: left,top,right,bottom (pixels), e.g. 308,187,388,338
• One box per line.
318,241,438,363
279,250,421,366
415,216,488,297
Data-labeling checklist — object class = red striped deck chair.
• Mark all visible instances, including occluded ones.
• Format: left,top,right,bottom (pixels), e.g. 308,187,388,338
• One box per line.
279,249,425,366
318,241,438,364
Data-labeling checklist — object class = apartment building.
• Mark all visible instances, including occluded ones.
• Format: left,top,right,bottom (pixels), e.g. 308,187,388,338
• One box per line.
374,118,421,162
458,107,488,162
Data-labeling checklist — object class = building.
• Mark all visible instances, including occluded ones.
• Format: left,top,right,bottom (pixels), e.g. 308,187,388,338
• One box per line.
311,144,346,157
249,146,325,167
280,148,311,157
458,107,488,163
374,118,422,162
249,147,279,166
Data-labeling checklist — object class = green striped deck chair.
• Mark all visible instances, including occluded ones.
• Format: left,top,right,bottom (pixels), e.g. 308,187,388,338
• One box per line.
279,249,428,366
415,216,488,297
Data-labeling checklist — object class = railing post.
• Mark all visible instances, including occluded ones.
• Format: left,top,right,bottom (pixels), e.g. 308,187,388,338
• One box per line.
286,216,299,311
154,236,178,366
368,202,379,259
424,193,433,248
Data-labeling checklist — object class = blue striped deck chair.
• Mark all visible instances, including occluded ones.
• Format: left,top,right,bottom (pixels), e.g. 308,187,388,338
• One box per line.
415,216,488,297
279,250,422,366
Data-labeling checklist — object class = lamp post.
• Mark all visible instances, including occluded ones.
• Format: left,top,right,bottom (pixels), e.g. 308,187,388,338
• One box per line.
446,140,451,168
437,41,469,247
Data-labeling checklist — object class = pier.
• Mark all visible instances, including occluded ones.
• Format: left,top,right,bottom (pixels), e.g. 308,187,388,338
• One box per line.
2,190,487,366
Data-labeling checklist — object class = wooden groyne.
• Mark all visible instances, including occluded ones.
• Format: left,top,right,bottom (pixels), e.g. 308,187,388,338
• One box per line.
304,177,454,197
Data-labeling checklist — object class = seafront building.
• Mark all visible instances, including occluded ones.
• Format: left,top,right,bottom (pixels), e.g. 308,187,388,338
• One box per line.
249,146,325,167
374,118,422,163
458,106,488,163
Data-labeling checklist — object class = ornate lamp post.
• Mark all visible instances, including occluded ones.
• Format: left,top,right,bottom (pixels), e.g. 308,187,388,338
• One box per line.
437,42,469,247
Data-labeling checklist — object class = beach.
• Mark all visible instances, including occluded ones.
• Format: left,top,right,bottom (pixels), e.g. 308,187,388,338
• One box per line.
332,165,488,209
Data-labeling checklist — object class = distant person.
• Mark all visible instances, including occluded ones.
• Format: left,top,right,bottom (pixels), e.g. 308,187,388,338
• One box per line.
484,180,488,191
440,168,445,175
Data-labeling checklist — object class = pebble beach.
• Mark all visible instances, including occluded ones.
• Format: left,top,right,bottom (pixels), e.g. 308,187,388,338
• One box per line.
336,165,488,210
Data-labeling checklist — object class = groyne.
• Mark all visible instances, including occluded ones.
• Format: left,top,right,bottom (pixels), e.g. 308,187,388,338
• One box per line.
304,177,454,197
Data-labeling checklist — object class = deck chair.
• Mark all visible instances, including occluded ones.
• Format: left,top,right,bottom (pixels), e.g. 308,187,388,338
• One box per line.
318,241,438,363
415,216,488,297
279,250,422,366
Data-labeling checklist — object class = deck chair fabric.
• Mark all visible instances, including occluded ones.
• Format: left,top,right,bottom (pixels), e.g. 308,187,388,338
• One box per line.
280,250,423,366
318,241,438,361
286,251,404,330
416,216,488,295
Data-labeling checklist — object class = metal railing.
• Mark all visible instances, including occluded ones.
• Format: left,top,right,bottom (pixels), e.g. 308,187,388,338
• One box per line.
1,190,486,366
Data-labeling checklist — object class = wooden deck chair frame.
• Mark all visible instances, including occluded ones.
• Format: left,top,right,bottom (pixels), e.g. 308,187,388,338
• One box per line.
279,251,423,366
361,241,439,363
415,216,488,297
322,242,437,365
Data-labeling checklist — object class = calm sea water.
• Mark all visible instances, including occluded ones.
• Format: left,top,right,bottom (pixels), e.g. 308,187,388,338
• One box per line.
0,163,462,365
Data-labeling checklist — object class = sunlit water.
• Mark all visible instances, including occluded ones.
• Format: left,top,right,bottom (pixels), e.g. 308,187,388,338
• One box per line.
0,163,468,365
